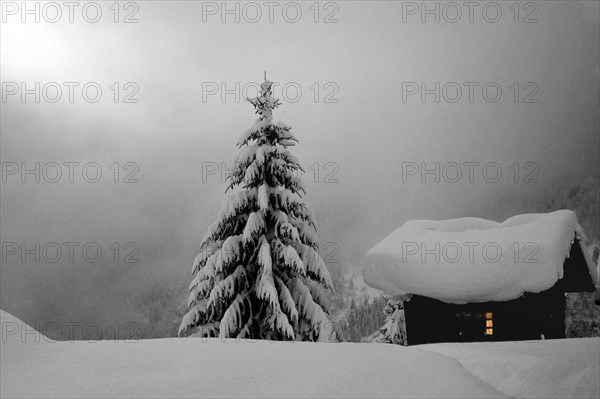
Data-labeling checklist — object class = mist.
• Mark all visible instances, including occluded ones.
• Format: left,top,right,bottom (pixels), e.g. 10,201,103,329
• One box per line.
1,1,598,338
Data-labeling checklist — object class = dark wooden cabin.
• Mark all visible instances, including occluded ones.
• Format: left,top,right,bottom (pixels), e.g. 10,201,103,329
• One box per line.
403,238,596,345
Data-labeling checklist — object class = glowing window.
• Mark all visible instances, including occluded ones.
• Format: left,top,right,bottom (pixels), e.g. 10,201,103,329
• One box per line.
485,312,493,319
486,320,493,328
485,328,493,335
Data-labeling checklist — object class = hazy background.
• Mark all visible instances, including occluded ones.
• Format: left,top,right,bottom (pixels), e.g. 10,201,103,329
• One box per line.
1,1,598,338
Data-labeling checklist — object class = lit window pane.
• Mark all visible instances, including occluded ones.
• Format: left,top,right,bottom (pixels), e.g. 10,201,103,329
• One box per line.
486,320,493,327
485,312,493,319
485,328,493,335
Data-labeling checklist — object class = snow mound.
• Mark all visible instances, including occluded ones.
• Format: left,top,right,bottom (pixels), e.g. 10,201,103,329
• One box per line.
1,309,27,327
0,321,504,399
1,310,59,375
363,210,596,303
2,311,597,398
421,338,600,399
0,309,51,343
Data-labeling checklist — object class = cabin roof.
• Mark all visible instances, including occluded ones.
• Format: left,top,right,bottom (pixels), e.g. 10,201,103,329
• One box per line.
362,210,597,304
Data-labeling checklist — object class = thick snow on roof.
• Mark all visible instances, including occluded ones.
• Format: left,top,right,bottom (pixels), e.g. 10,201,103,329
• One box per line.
363,210,597,303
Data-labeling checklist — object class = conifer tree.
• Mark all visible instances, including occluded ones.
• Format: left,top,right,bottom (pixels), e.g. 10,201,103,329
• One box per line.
179,77,335,341
380,295,407,345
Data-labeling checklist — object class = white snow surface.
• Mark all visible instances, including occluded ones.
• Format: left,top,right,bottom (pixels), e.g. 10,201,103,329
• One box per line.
363,210,597,303
1,312,502,399
421,339,600,399
2,310,599,398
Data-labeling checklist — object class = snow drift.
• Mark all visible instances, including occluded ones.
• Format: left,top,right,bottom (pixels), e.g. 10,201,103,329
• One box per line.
0,311,503,398
421,339,600,399
2,310,598,398
363,210,597,303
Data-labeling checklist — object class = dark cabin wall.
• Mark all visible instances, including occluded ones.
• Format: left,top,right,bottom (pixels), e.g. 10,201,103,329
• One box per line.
524,288,566,340
403,238,594,345
404,295,528,345
404,290,567,345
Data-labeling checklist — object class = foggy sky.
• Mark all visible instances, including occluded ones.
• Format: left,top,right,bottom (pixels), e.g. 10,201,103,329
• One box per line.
1,1,598,333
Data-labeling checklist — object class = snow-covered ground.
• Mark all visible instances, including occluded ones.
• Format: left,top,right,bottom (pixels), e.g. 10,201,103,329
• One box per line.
421,340,599,399
1,310,598,398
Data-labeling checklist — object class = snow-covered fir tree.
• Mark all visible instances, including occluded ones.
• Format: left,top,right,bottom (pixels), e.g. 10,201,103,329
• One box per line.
380,295,407,345
179,78,335,341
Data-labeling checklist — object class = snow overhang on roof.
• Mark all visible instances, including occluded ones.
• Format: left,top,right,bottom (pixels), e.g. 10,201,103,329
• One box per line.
362,210,597,304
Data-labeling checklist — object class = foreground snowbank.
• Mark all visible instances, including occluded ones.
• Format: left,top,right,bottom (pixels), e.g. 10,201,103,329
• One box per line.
2,310,598,398
421,339,600,399
0,310,501,398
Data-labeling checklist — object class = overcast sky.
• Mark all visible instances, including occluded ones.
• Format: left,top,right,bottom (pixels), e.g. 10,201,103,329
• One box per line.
1,1,598,330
